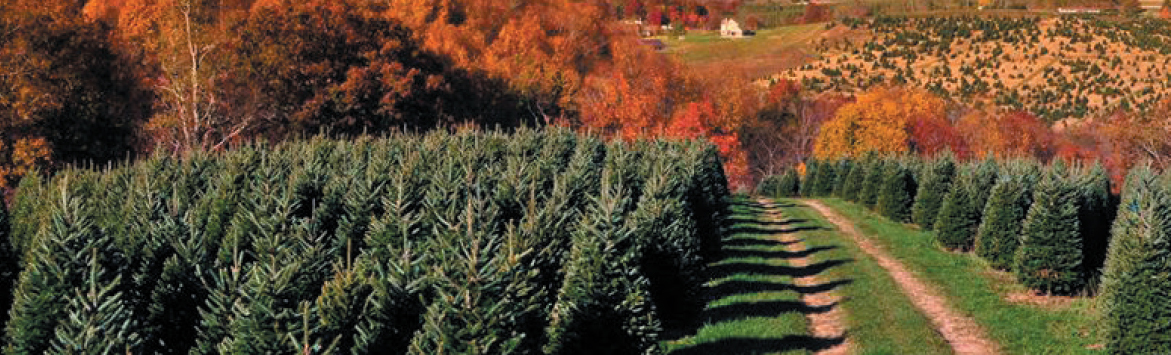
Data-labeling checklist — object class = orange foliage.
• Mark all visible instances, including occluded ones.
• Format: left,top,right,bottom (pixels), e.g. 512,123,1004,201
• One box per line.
813,87,947,159
958,111,1054,160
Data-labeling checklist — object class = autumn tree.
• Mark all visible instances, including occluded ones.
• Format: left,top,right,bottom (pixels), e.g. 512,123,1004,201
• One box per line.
0,1,150,187
813,87,947,160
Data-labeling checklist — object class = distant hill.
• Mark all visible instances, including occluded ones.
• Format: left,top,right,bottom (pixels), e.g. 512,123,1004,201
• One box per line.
778,15,1171,122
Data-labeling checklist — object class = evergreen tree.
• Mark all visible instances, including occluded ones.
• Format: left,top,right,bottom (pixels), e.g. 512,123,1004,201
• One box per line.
1098,166,1171,355
799,160,819,197
1077,162,1116,278
832,160,854,197
841,156,870,202
859,159,887,208
813,159,838,197
878,163,917,223
1014,164,1085,295
1096,165,1171,332
969,156,1000,220
935,167,981,251
911,154,956,230
778,168,800,198
755,175,784,197
975,177,1032,269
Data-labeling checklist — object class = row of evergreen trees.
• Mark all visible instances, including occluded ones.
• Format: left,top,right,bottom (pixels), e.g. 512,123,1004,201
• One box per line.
762,153,1171,353
0,129,730,354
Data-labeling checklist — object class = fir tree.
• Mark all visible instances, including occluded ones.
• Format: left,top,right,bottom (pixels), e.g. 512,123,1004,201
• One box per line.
832,160,854,197
813,159,838,197
841,156,870,202
935,167,981,251
1077,162,1116,278
859,159,888,208
799,160,819,197
878,163,917,223
778,168,800,198
911,154,956,230
1014,164,1085,295
975,177,1032,269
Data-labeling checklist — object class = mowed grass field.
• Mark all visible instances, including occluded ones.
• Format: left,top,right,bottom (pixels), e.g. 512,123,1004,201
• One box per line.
657,24,837,79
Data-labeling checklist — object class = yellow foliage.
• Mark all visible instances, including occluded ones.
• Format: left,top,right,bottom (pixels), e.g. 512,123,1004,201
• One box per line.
813,87,946,159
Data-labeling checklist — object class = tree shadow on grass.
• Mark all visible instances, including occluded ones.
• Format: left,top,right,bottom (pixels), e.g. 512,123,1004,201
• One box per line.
708,259,853,280
724,225,827,236
669,336,846,355
664,202,851,351
706,278,853,297
721,245,838,260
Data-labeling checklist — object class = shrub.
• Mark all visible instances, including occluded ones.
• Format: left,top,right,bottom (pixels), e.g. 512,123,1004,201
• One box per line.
756,175,784,197
778,168,800,197
1014,163,1085,295
911,154,956,230
878,162,917,223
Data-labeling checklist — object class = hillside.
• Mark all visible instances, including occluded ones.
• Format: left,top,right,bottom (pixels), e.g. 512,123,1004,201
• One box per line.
779,15,1171,121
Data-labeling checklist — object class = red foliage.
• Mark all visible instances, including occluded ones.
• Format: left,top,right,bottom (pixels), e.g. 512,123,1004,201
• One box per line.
909,115,969,159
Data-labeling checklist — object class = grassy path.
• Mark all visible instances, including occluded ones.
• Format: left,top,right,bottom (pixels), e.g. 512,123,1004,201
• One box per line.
664,197,844,354
816,198,1105,354
803,200,1002,355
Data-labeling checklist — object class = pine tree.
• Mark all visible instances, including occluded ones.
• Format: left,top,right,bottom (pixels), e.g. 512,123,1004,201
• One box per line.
975,177,1032,269
911,154,956,230
878,163,917,223
1014,164,1085,295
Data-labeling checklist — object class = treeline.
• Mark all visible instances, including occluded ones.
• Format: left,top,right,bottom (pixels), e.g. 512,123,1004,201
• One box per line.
0,129,730,354
0,0,755,190
760,153,1171,354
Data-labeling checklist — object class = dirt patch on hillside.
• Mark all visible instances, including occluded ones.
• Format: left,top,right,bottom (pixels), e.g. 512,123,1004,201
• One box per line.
759,198,851,355
803,199,1003,355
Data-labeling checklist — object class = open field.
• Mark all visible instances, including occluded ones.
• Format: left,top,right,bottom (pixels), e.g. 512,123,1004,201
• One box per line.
659,24,852,79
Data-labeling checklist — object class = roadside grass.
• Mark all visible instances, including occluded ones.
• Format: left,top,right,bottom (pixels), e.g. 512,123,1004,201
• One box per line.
776,199,954,355
818,198,1105,355
664,196,833,355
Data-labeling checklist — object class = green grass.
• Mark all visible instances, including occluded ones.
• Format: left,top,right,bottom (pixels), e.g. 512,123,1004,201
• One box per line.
661,25,825,64
664,196,826,355
776,199,954,355
818,198,1104,355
